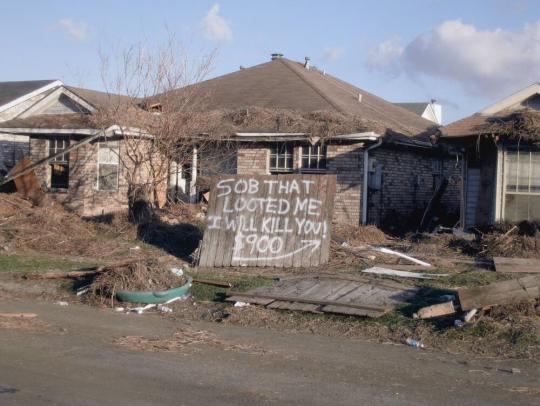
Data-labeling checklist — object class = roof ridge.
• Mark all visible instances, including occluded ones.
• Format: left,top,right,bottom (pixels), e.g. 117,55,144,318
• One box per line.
278,59,344,113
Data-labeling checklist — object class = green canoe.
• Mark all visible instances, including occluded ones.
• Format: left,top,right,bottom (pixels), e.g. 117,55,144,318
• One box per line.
116,276,193,304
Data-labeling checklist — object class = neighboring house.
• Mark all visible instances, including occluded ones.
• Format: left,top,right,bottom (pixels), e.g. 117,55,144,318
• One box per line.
394,100,442,125
0,82,166,217
0,80,63,174
162,55,461,227
440,83,540,228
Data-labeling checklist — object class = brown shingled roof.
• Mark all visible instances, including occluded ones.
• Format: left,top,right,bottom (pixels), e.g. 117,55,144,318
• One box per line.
158,57,436,137
66,86,137,110
440,113,490,138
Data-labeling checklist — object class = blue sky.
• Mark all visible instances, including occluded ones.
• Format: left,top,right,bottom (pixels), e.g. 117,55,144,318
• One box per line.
1,0,539,123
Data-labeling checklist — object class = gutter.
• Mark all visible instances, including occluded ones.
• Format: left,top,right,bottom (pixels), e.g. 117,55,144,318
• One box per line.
361,136,383,225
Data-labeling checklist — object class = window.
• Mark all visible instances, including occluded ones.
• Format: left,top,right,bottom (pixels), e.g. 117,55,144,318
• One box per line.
269,143,293,173
97,141,120,191
49,136,69,189
503,147,540,222
300,144,327,171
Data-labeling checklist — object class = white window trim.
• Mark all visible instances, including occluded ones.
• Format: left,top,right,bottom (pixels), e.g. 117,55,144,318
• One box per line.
299,144,327,172
96,141,120,192
269,144,294,173
501,146,540,221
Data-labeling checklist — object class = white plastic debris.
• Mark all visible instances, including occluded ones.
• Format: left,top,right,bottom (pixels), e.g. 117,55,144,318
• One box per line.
234,301,250,308
55,301,69,306
374,247,432,267
405,338,425,348
128,304,156,314
361,267,447,279
157,304,173,313
76,286,90,296
114,307,125,312
463,309,478,322
130,245,141,250
170,267,184,277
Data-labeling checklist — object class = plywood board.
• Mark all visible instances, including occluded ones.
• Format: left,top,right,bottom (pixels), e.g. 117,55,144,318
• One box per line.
199,175,336,267
493,257,540,274
458,275,540,310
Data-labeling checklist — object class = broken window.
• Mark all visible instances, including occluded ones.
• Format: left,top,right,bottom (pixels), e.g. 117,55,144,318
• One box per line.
300,144,327,172
49,136,69,189
97,141,120,191
503,147,540,222
269,143,293,173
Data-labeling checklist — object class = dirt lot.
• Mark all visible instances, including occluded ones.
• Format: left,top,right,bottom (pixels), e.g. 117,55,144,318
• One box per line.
0,193,539,362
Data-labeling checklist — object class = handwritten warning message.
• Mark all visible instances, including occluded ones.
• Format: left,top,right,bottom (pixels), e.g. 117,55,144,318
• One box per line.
198,174,336,268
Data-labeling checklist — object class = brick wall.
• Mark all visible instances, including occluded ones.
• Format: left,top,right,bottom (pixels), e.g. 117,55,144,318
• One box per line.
236,142,364,225
367,146,461,228
326,143,364,225
29,135,158,217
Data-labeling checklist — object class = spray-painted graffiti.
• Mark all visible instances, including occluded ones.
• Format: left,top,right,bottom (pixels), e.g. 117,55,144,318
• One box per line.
198,174,336,268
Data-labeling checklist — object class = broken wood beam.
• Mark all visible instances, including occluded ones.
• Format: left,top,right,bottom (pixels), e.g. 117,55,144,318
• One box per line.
25,260,139,280
192,278,232,288
458,275,540,310
415,301,455,319
0,312,37,318
227,291,388,313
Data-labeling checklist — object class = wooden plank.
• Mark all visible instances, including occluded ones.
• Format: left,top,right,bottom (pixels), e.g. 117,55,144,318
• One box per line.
320,304,387,318
458,275,540,310
320,175,336,265
494,257,540,274
198,177,221,267
416,301,455,319
228,291,388,313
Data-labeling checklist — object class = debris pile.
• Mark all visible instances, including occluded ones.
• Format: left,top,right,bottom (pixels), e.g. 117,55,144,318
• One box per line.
89,260,187,304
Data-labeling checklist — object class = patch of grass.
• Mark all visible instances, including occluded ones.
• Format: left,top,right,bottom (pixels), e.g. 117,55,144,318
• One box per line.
0,253,98,275
428,268,511,288
498,327,539,350
188,270,274,302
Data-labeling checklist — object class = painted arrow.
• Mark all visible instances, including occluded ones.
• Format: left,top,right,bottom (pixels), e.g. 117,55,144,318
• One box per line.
232,239,321,263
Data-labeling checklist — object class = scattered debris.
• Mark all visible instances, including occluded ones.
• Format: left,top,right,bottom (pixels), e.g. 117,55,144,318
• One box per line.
26,260,140,280
458,275,540,310
192,278,232,288
157,304,173,313
494,257,540,274
463,309,478,323
128,304,156,314
361,267,447,279
234,301,250,308
498,367,521,374
54,301,69,306
227,276,419,318
115,327,269,355
405,338,425,349
0,313,47,330
415,301,455,319
373,247,431,267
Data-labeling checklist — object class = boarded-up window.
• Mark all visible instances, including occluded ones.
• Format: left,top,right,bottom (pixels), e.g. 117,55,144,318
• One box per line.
49,136,69,189
97,141,119,191
269,144,293,173
300,144,327,172
504,147,540,222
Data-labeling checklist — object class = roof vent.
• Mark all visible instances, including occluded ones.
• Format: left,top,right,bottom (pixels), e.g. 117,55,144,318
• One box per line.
271,53,283,60
358,93,362,103
239,66,245,70
304,56,311,70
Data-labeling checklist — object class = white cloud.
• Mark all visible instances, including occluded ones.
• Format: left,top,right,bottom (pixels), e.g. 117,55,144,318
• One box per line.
202,4,232,42
367,19,540,97
55,18,89,41
322,46,345,62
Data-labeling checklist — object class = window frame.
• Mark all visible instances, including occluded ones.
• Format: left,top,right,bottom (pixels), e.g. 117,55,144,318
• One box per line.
269,143,294,173
502,146,540,222
48,136,70,189
299,144,327,172
96,140,120,192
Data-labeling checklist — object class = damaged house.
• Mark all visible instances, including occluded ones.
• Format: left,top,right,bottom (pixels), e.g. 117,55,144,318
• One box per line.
440,83,540,227
159,54,461,228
